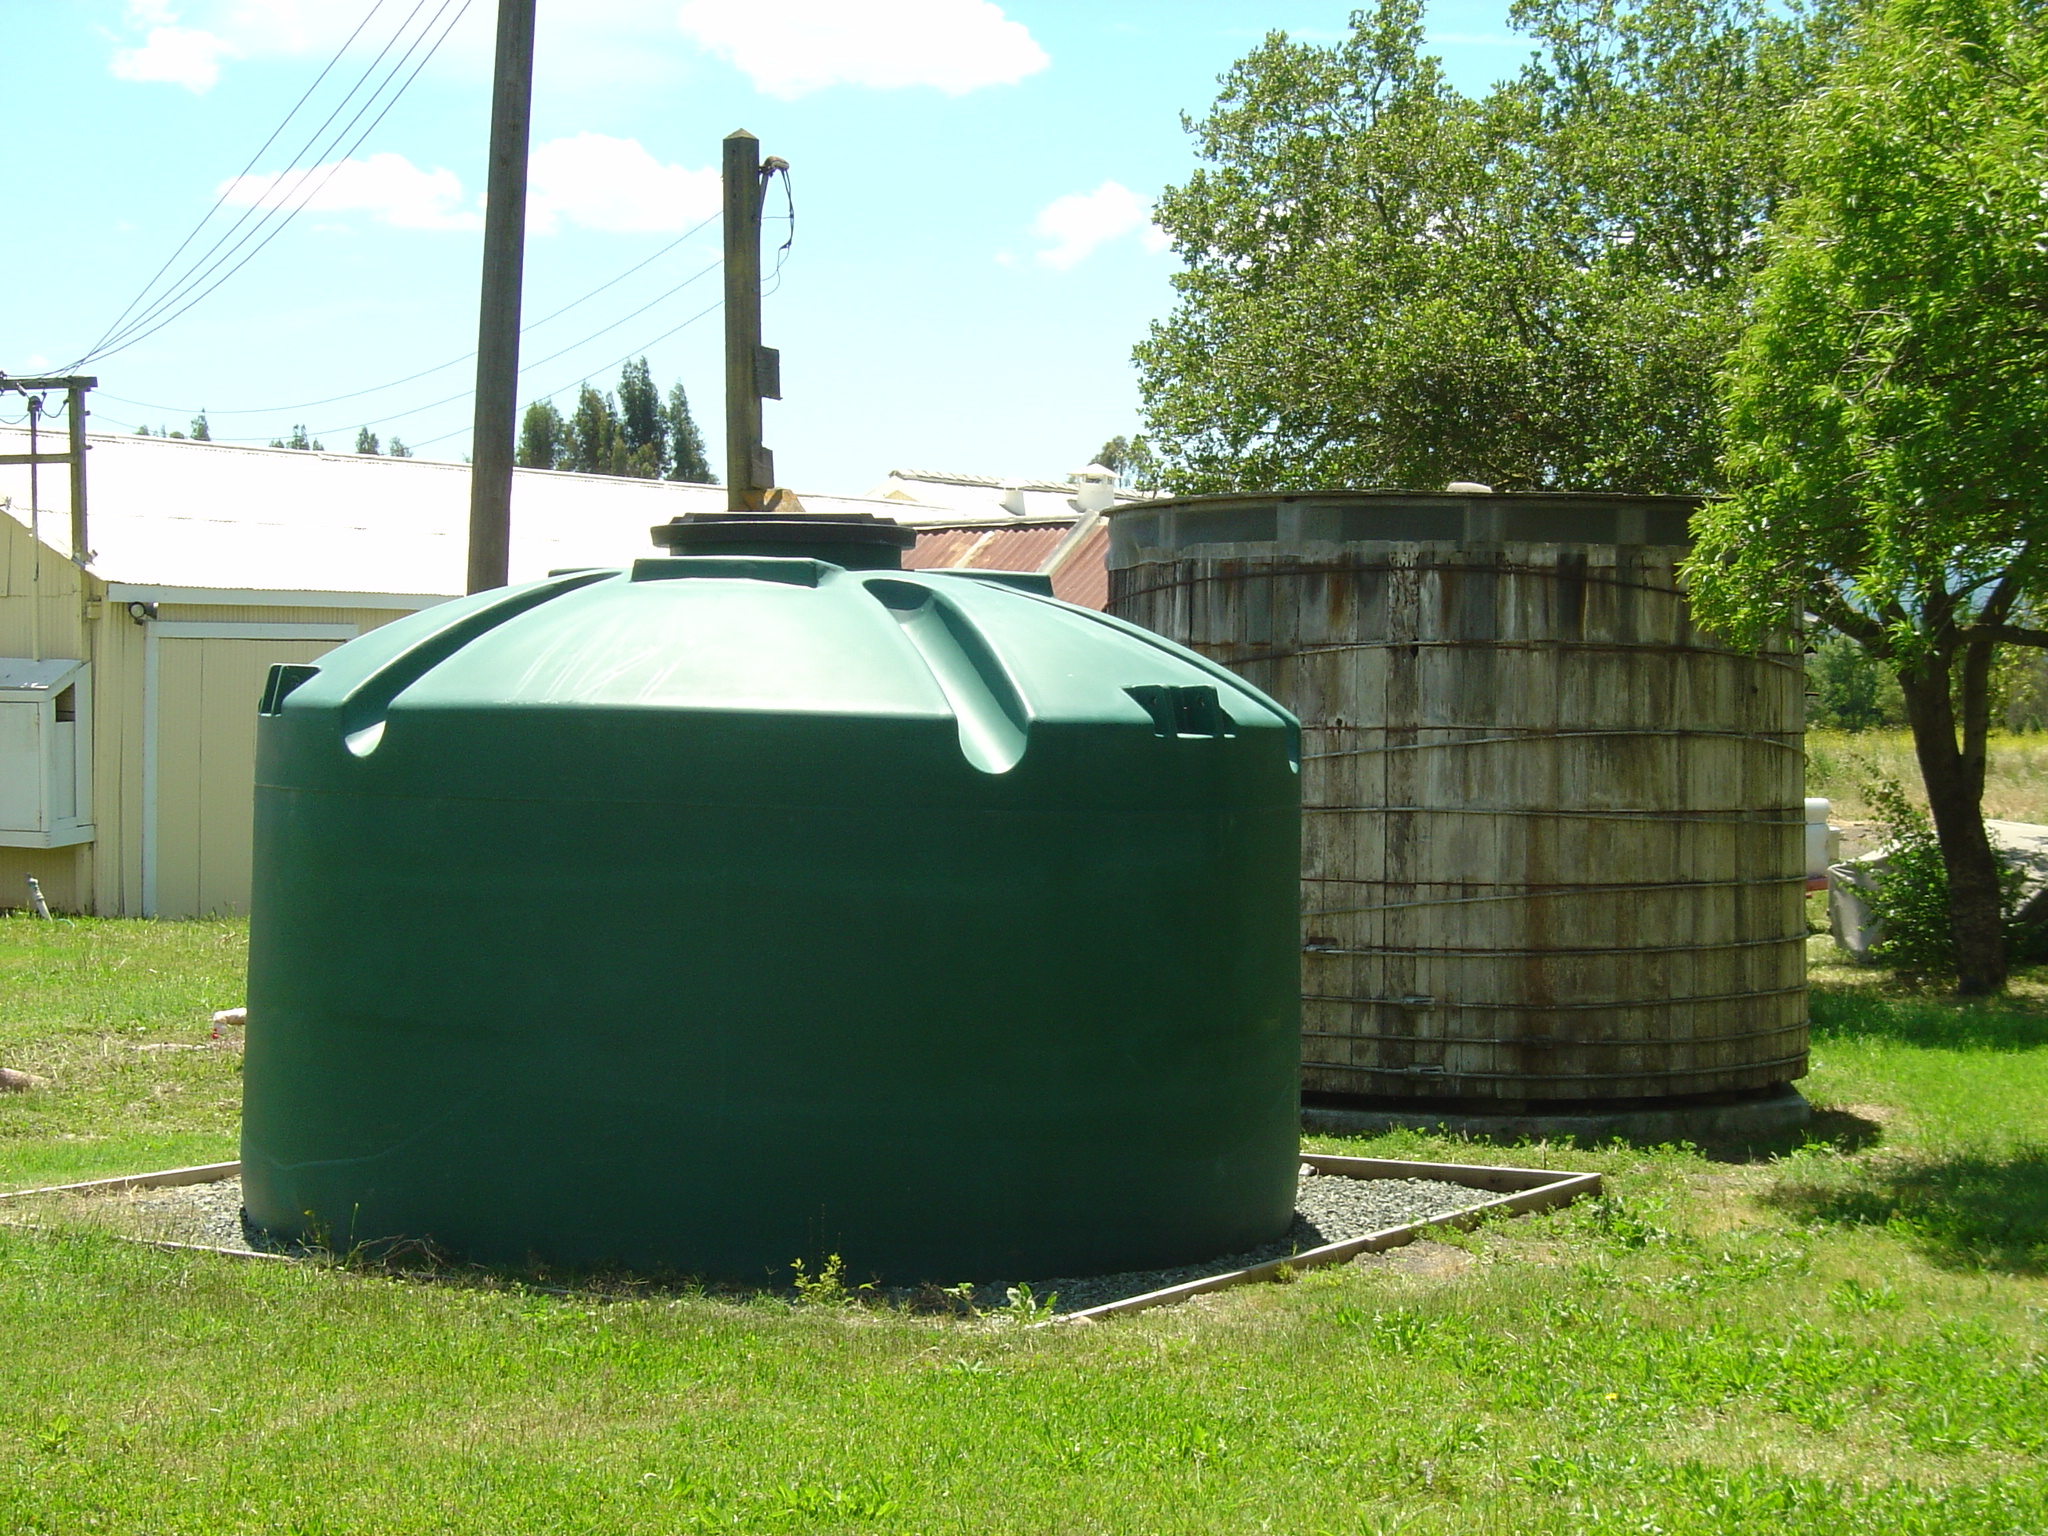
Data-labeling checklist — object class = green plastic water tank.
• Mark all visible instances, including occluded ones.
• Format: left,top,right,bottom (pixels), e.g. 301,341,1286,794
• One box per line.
241,512,1301,1281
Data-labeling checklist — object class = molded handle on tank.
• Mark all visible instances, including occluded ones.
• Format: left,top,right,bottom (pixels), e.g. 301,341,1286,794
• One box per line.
1010,593,1301,769
866,578,1030,774
338,571,614,757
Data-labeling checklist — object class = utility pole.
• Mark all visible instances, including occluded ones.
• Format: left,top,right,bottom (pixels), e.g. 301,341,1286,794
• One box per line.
0,374,96,562
465,0,538,594
723,130,783,511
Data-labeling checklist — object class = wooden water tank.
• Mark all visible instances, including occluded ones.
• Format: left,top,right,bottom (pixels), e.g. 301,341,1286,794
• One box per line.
1107,491,1807,1106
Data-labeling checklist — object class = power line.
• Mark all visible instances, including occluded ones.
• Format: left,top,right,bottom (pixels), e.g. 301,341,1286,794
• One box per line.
79,0,399,365
74,0,472,369
178,253,724,445
407,297,725,452
77,0,451,366
96,212,720,419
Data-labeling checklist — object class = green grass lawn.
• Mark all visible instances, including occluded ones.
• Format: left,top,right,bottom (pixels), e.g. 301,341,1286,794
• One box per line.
2,913,2046,1534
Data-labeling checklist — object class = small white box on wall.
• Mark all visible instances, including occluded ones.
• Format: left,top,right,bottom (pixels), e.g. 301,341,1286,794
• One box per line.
0,658,92,848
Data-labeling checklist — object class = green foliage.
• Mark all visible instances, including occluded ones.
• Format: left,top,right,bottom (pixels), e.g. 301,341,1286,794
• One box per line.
665,381,714,483
615,357,665,468
354,426,380,456
788,1252,872,1306
385,436,411,460
516,399,566,471
1138,0,1839,494
1690,0,2048,658
521,360,715,482
1093,434,1162,492
187,412,210,442
1689,0,2048,988
1807,630,1906,731
268,425,321,452
1862,773,2026,977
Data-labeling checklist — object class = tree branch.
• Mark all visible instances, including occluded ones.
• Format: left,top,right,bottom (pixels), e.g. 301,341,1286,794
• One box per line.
1964,624,2048,650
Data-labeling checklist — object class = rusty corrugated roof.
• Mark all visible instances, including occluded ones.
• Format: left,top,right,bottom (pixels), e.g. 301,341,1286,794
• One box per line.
906,523,1069,572
903,517,1109,610
1047,523,1109,609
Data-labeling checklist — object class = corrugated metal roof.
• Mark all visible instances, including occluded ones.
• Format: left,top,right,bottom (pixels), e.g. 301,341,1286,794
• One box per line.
1048,523,1109,610
904,521,1075,577
902,517,1110,610
0,430,915,597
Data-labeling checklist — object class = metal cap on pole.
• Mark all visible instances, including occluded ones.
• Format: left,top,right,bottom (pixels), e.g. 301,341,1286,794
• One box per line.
466,0,538,594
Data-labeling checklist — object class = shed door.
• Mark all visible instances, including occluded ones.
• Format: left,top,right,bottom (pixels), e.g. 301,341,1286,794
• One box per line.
0,702,42,831
154,637,338,918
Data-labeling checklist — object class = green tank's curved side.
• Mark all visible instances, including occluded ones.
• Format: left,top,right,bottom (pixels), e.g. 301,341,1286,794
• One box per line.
241,555,1301,1281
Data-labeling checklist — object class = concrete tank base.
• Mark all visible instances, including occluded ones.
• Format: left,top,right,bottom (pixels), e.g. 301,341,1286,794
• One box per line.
1302,1086,1813,1148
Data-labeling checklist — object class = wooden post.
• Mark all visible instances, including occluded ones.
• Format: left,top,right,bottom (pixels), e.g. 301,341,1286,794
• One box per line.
723,130,779,511
465,0,538,594
66,386,87,561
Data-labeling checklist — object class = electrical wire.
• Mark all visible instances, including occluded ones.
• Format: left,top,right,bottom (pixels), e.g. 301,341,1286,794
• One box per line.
761,166,796,298
73,0,471,369
75,0,450,366
206,253,725,445
77,0,398,365
96,211,720,420
407,297,725,452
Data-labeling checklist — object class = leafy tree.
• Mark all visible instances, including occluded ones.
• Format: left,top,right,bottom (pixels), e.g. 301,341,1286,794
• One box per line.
614,357,665,479
568,385,626,476
517,400,567,470
188,412,210,441
1807,631,1906,732
515,363,714,482
355,426,381,455
386,436,412,460
270,425,322,452
1688,0,2048,991
134,424,149,436
665,381,716,484
1094,434,1163,492
1136,0,1840,494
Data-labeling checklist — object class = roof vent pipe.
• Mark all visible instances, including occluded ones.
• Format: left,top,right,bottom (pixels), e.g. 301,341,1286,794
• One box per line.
1068,465,1119,515
998,482,1028,516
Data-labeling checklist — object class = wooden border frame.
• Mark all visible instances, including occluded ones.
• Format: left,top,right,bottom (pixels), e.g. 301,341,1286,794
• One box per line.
1051,1154,1601,1324
0,1160,289,1263
0,1160,241,1203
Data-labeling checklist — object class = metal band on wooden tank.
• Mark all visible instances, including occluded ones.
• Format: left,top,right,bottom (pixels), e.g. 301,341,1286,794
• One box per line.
1105,490,1808,1110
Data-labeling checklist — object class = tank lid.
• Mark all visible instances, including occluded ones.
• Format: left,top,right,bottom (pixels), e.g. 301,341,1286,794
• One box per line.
650,510,917,570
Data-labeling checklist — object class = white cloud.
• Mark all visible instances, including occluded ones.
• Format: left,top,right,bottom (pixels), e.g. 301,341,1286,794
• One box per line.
218,153,481,231
526,134,722,235
1032,181,1166,270
213,137,718,237
676,0,1048,98
110,24,238,91
105,1,492,93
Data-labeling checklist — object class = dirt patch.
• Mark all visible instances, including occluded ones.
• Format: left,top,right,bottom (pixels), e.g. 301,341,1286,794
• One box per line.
1357,1239,1472,1279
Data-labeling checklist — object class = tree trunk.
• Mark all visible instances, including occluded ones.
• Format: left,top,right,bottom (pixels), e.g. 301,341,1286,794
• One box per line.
1898,660,2006,993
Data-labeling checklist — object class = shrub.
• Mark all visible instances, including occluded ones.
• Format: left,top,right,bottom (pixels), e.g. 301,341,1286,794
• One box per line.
1863,774,2029,976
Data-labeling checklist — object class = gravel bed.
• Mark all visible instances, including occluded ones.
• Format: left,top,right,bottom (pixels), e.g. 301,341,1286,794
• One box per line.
119,1179,250,1248
22,1168,1490,1314
984,1169,1485,1314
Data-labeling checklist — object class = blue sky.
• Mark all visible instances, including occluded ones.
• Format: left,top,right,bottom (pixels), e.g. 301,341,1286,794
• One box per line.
4,1,1525,493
